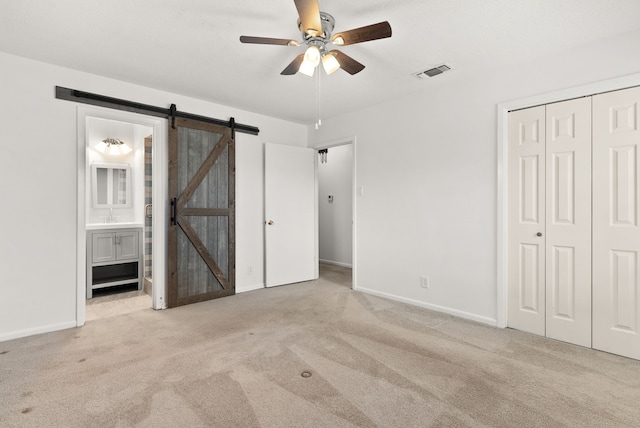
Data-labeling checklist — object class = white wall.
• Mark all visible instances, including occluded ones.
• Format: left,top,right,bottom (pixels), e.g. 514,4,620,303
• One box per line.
318,144,353,267
0,51,307,341
308,29,640,325
235,136,265,293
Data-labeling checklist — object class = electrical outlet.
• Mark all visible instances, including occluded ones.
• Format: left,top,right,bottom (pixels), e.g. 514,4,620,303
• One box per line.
420,276,429,289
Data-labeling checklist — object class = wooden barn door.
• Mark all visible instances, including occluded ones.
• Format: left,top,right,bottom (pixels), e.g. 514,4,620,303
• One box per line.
168,118,235,307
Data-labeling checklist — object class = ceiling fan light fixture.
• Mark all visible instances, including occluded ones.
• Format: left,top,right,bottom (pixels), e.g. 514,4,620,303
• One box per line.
304,45,321,67
322,53,340,75
299,60,316,77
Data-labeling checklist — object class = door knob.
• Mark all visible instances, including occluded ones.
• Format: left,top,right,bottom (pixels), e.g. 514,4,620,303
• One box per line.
536,232,543,237
267,220,274,225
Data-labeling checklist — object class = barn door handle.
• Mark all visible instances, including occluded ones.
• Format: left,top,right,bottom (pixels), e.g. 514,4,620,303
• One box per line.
171,198,177,226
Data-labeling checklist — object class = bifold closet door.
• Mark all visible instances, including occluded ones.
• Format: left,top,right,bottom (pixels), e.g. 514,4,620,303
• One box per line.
508,106,546,336
508,98,592,347
593,86,640,360
544,98,591,347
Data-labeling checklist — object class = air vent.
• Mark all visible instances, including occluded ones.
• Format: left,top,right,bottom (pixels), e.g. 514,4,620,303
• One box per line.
413,64,452,80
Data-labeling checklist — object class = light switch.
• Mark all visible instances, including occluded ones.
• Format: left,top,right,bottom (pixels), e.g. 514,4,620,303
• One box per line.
328,195,334,203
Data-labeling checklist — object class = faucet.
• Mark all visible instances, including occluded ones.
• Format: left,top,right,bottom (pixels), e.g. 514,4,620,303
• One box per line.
104,208,118,223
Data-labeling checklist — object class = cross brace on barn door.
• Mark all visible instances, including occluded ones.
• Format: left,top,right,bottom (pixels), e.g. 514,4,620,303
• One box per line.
55,86,260,136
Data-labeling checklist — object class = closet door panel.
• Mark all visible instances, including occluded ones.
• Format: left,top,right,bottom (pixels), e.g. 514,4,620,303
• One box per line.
593,86,640,360
508,106,546,335
545,97,592,347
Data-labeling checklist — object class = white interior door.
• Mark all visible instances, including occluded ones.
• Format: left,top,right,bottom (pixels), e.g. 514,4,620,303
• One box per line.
545,97,592,347
265,143,317,287
593,86,640,360
508,106,546,336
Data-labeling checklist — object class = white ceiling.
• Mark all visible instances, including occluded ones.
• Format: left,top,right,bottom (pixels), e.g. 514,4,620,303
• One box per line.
2,0,640,124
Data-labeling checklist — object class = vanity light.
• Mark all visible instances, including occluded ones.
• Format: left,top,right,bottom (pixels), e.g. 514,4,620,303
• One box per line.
96,138,132,155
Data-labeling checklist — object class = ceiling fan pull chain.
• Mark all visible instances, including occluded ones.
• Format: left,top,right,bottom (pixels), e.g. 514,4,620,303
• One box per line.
315,69,321,129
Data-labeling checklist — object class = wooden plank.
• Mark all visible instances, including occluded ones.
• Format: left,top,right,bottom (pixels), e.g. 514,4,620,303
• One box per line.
177,132,230,209
167,117,179,307
177,288,234,306
180,208,229,216
177,215,228,289
228,137,236,291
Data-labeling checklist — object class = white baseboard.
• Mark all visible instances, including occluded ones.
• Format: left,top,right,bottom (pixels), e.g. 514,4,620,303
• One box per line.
236,283,265,294
319,259,353,268
354,286,498,327
0,321,77,343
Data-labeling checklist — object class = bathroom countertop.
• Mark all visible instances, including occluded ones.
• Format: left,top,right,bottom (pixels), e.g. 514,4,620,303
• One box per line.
86,222,144,230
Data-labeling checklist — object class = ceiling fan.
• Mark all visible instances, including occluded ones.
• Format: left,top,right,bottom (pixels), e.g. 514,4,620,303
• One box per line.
239,0,392,77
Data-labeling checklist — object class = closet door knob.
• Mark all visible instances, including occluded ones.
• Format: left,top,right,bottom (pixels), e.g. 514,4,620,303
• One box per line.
536,232,543,237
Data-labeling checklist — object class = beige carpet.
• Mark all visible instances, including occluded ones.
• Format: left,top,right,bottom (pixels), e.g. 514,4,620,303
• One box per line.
86,289,152,321
1,263,639,427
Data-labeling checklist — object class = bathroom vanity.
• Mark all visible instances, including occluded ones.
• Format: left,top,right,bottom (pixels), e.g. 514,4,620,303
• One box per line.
86,225,143,298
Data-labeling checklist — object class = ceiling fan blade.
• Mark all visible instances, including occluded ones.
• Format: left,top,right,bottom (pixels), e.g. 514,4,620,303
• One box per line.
294,0,322,36
332,21,392,46
331,50,365,75
281,54,305,75
240,36,298,46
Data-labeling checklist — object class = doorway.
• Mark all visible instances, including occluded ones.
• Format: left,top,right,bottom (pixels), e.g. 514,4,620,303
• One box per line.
76,107,168,326
315,139,356,288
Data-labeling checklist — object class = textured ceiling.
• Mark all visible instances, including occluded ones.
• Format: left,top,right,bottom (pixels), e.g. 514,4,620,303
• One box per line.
2,0,640,124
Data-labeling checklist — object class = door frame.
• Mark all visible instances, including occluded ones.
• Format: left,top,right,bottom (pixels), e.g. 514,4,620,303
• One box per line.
310,136,357,289
497,72,640,328
76,106,168,326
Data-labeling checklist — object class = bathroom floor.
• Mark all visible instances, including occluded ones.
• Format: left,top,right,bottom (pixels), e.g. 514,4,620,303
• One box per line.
85,289,152,321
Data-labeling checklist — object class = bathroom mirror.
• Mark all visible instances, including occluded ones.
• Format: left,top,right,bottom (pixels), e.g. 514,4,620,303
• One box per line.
91,163,131,208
